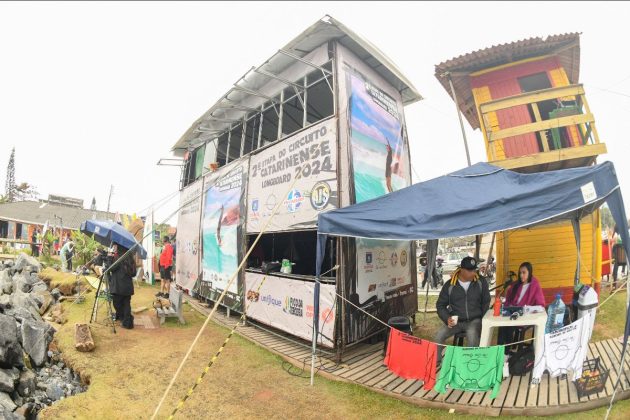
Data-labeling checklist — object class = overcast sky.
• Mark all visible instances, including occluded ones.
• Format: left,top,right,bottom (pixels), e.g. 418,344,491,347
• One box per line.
1,1,629,225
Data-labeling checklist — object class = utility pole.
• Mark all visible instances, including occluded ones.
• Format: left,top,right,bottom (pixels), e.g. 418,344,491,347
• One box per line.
444,72,472,167
106,185,114,213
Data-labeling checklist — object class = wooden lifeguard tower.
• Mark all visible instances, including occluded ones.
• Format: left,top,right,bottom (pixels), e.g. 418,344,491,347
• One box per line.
435,34,607,300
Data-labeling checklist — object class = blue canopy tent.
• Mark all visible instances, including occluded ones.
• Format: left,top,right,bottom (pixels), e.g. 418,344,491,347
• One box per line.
312,162,630,398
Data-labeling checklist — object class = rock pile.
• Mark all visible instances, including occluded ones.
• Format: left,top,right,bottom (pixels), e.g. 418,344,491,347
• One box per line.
0,254,86,419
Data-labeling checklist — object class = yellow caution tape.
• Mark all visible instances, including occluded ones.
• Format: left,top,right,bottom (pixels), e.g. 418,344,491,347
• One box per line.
167,275,268,419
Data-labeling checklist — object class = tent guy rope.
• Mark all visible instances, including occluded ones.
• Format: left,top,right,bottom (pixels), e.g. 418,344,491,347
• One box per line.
150,171,301,420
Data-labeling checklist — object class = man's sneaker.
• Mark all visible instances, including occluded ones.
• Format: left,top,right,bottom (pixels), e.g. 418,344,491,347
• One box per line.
155,292,163,297
164,293,169,299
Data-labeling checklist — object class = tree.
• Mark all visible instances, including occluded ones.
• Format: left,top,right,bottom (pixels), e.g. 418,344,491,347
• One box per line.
15,182,38,201
4,147,16,202
2,148,39,202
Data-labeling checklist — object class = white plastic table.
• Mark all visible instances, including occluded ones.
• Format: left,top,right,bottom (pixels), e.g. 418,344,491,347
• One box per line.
479,309,548,367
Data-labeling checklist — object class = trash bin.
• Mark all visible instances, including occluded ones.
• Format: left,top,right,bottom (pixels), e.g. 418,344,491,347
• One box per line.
383,316,413,354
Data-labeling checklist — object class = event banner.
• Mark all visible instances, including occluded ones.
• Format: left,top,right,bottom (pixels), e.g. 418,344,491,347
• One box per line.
345,67,410,203
201,158,249,310
245,272,336,347
142,209,154,284
355,238,414,305
175,178,203,291
247,119,337,233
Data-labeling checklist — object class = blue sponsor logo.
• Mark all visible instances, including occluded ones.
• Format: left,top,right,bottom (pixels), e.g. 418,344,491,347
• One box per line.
261,294,282,307
286,189,304,213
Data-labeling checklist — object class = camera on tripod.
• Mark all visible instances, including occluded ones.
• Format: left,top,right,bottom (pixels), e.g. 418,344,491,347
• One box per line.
96,248,115,268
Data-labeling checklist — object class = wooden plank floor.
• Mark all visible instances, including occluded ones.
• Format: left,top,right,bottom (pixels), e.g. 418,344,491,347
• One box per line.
185,297,630,416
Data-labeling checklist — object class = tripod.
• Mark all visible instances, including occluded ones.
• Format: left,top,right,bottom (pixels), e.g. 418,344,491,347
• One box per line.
89,258,117,333
90,271,117,333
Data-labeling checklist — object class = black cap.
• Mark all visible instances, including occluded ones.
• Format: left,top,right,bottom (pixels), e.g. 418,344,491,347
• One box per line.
460,256,478,271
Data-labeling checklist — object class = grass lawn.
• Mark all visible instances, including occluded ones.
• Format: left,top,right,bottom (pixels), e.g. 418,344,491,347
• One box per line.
38,281,630,419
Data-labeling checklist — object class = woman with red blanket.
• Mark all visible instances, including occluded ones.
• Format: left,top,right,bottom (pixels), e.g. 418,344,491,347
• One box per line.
498,262,546,352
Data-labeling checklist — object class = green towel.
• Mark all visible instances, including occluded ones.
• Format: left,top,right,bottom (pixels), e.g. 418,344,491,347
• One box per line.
435,345,505,398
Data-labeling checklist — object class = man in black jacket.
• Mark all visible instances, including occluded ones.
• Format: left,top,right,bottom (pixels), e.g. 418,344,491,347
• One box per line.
106,244,135,329
435,257,490,360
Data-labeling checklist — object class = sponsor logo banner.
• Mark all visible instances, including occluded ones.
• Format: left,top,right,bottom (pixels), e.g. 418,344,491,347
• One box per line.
245,272,336,347
176,178,202,290
247,119,338,233
356,238,414,305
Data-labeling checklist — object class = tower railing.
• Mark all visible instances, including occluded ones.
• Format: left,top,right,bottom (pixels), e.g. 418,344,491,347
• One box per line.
479,84,603,166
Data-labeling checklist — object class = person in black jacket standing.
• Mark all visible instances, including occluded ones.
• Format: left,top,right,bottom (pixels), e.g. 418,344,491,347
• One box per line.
107,244,136,329
435,257,490,361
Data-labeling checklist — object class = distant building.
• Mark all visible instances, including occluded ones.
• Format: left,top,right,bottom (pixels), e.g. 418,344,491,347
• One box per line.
0,198,124,244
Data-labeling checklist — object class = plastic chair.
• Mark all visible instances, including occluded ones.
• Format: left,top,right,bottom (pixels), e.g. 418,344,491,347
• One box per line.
453,331,467,347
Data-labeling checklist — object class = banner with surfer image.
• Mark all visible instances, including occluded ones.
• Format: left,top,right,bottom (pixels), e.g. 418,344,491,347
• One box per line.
345,67,410,203
200,158,249,310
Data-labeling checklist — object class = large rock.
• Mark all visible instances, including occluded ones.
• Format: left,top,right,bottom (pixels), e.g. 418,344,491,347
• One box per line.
0,368,19,393
16,370,35,398
14,255,41,274
12,275,31,294
0,294,11,310
0,271,12,295
9,292,41,322
49,289,61,301
4,307,38,325
21,320,55,367
31,291,53,315
45,382,64,401
0,314,22,368
0,391,16,412
30,282,48,294
14,403,31,419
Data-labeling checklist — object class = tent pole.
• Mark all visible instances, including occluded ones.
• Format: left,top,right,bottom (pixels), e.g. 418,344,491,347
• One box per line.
310,278,321,386
474,235,481,260
572,217,582,286
486,233,496,266
444,72,471,167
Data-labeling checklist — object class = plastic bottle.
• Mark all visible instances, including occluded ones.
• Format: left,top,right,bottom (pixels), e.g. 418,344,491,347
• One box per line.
545,294,566,333
493,295,501,316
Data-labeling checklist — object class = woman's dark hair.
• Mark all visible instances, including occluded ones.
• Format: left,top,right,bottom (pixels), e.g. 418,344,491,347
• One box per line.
519,262,533,284
507,262,533,303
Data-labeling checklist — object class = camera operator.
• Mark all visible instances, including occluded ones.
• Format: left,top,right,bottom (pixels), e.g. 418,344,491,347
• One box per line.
106,243,136,329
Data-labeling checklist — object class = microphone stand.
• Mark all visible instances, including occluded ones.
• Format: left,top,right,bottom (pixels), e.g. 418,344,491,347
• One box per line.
489,271,517,293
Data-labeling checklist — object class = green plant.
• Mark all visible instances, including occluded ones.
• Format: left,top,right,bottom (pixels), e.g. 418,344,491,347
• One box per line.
40,230,55,258
71,230,101,265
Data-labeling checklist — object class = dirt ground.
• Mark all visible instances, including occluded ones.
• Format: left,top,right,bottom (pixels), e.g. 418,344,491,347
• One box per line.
38,280,630,420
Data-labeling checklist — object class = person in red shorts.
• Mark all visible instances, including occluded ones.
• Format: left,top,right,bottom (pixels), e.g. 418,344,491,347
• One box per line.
157,236,174,298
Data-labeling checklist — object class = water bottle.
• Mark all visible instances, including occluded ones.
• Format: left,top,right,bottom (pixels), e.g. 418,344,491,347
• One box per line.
545,294,566,333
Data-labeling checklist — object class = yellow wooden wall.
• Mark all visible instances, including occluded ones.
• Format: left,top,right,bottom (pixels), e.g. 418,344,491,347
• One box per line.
496,210,602,294
472,86,505,161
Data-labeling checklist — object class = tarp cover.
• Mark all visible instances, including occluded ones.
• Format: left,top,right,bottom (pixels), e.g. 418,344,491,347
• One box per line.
317,162,628,243
314,161,630,390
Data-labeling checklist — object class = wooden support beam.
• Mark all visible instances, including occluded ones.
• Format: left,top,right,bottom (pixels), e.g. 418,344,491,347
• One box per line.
580,94,601,144
480,85,585,113
530,103,550,152
489,113,594,142
489,143,608,170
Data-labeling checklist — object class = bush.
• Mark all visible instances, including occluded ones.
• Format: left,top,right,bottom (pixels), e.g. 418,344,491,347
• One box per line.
71,231,101,266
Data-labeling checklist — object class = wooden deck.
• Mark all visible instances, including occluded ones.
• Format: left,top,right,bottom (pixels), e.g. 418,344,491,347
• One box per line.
185,297,630,416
